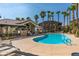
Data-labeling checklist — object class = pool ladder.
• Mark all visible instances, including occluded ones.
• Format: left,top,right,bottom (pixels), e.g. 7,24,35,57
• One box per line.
65,39,72,46
63,38,72,46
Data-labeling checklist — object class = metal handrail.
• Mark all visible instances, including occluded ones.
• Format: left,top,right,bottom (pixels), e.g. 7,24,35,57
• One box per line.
64,39,72,46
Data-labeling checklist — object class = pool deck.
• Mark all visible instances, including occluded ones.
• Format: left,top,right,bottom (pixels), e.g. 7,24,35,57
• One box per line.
12,33,79,56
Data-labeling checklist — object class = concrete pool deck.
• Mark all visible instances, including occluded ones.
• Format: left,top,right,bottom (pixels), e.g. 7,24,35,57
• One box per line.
12,33,79,56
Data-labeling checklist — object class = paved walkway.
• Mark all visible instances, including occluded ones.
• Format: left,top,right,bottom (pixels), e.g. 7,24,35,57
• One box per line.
12,34,79,56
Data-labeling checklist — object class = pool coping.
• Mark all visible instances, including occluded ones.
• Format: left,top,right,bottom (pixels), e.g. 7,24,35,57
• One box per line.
12,33,79,56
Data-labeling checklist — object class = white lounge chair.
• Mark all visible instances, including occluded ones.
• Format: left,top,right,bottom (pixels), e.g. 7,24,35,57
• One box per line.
0,47,18,56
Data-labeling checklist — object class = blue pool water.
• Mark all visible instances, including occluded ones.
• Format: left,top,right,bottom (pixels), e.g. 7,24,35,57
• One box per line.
33,33,71,44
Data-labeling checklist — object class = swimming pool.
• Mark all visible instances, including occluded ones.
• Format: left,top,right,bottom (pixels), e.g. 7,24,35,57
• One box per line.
33,33,71,45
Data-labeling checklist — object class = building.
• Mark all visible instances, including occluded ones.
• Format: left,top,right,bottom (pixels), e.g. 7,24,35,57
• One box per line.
0,19,39,38
39,21,62,32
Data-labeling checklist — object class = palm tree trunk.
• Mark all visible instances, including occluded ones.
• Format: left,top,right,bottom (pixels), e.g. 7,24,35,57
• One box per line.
42,18,45,32
58,14,59,22
68,12,70,33
49,17,51,32
76,3,78,24
47,13,50,32
69,11,71,23
35,19,38,24
67,16,68,27
64,15,65,27
57,14,59,31
49,21,51,32
63,15,65,32
69,11,71,33
42,18,44,25
72,10,75,33
52,15,54,21
48,15,50,21
76,3,79,33
76,3,78,34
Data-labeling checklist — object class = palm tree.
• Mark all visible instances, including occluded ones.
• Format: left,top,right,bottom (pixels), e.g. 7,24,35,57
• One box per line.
40,11,46,22
70,5,76,33
67,7,72,33
0,16,1,18
47,11,51,21
75,3,79,35
62,11,66,27
47,11,51,32
51,12,54,21
56,11,60,22
26,17,31,21
65,13,70,27
34,15,39,24
51,11,54,31
40,11,46,29
62,11,66,32
56,11,60,31
71,3,79,34
21,18,25,20
72,3,78,24
67,7,72,24
16,17,20,20
76,3,78,24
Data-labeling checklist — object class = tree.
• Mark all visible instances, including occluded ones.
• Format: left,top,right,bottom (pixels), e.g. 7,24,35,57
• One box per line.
40,11,46,28
26,17,31,21
40,11,46,32
47,11,51,21
34,15,39,24
16,17,20,20
62,11,66,27
21,18,25,20
72,3,78,24
51,12,54,21
0,16,1,18
67,6,72,33
75,3,79,35
47,11,52,32
67,7,72,24
56,11,60,22
65,13,70,27
40,11,46,22
65,12,70,33
76,3,78,24
70,5,76,33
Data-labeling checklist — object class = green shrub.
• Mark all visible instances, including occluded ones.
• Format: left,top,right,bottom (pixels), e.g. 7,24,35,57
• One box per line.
75,30,79,37
64,27,69,33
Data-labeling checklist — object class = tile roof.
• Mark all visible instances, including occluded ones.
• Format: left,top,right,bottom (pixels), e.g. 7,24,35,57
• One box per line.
0,19,27,26
0,19,38,27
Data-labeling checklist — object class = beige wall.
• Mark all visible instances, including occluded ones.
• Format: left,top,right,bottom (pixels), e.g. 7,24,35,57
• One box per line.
1,26,16,34
0,22,36,36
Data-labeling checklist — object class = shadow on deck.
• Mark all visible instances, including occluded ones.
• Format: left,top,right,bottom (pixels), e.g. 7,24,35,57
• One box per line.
14,51,38,56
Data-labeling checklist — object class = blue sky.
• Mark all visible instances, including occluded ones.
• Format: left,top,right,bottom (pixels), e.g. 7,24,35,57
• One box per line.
0,3,72,25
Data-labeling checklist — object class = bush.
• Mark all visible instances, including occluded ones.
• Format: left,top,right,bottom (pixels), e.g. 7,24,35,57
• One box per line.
73,28,77,34
64,27,69,33
75,30,79,37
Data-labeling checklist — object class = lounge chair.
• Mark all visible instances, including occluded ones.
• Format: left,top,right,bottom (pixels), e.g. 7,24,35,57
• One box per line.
71,52,79,56
0,47,19,56
0,43,20,56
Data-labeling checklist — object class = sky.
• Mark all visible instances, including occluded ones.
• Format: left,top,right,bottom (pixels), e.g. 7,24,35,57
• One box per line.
0,3,73,25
